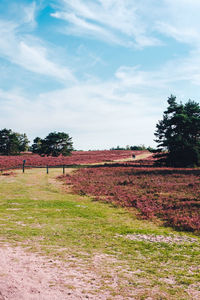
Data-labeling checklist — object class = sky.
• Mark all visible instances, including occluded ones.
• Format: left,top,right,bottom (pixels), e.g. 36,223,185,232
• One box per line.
0,0,200,150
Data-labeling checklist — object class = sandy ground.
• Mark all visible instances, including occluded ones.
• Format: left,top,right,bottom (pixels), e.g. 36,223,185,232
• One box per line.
1,239,200,300
112,152,153,163
0,243,126,300
0,166,199,300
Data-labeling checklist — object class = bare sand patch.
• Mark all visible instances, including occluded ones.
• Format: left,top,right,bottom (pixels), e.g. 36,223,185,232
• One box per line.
0,243,135,300
122,233,197,244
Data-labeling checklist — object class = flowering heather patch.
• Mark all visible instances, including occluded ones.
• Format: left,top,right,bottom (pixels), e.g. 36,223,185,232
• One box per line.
62,166,200,232
0,150,140,170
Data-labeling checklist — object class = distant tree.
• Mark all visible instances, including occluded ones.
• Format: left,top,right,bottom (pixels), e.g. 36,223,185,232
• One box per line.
31,137,44,155
154,95,200,167
146,146,157,153
32,132,73,157
43,132,73,157
0,128,29,155
110,145,153,151
110,145,126,150
129,145,146,151
17,133,29,152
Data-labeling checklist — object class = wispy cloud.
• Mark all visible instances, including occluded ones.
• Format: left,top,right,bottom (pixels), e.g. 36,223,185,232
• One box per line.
115,48,200,91
51,0,200,50
1,1,38,30
1,0,200,150
2,43,200,150
22,1,37,28
0,2,75,82
155,0,200,47
0,72,164,149
54,11,121,45
51,0,160,48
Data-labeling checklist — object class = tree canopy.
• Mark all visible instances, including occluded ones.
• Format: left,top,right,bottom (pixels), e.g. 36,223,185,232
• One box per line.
0,128,29,155
32,132,73,157
155,95,200,167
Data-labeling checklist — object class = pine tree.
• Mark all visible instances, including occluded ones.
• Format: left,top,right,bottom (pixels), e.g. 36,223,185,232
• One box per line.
155,95,200,167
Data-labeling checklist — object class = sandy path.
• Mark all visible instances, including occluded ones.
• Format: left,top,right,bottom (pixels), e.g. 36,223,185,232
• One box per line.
0,243,124,300
0,169,133,300
96,152,153,165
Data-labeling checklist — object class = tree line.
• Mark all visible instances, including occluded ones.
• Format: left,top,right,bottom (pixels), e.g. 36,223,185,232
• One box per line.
110,145,157,152
0,95,200,166
0,130,73,157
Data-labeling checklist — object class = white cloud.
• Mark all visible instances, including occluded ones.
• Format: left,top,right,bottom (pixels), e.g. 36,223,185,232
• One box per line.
51,0,160,48
155,0,200,47
51,0,200,49
2,0,200,150
2,44,200,150
22,1,37,28
0,74,163,150
1,1,38,31
0,19,75,82
53,11,121,44
18,41,74,81
115,46,200,90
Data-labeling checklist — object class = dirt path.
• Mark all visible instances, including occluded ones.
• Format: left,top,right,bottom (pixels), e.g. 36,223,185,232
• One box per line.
96,152,153,164
0,243,128,300
0,168,199,300
133,152,153,160
0,169,132,300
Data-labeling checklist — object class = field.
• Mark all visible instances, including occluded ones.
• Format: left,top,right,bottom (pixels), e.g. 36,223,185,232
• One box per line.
0,151,199,299
61,165,200,232
0,150,144,170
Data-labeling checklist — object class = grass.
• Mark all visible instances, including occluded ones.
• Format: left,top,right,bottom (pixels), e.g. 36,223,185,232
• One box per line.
0,168,199,299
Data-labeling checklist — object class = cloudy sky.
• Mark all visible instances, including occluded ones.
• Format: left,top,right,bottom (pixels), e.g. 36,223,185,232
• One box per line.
0,0,199,150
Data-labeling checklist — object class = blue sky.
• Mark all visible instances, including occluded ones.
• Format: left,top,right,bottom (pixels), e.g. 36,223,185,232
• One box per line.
0,0,200,150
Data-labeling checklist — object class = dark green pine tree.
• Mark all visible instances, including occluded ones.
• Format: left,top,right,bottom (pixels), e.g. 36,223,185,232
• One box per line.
31,132,73,157
155,95,200,167
0,128,29,155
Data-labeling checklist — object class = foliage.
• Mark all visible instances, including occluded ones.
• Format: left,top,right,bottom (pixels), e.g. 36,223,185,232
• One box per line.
62,165,200,232
129,145,147,151
0,168,200,299
110,145,128,150
0,128,29,155
155,95,200,167
110,145,155,151
146,146,157,153
0,150,138,169
32,132,73,157
31,137,42,155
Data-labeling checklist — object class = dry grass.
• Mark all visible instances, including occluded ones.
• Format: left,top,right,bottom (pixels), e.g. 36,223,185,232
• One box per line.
0,168,199,299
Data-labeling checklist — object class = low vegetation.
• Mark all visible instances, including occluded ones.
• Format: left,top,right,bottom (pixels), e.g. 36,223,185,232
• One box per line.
0,150,138,170
0,165,199,299
0,93,199,298
61,164,200,232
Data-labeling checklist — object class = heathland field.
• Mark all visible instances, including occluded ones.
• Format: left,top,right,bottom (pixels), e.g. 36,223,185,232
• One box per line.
0,151,199,299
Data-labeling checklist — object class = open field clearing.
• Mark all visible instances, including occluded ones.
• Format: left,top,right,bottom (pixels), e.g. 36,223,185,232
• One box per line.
62,166,200,232
0,168,200,299
0,150,141,170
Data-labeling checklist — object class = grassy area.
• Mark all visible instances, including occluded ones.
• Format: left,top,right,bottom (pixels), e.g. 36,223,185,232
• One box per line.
0,168,199,299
